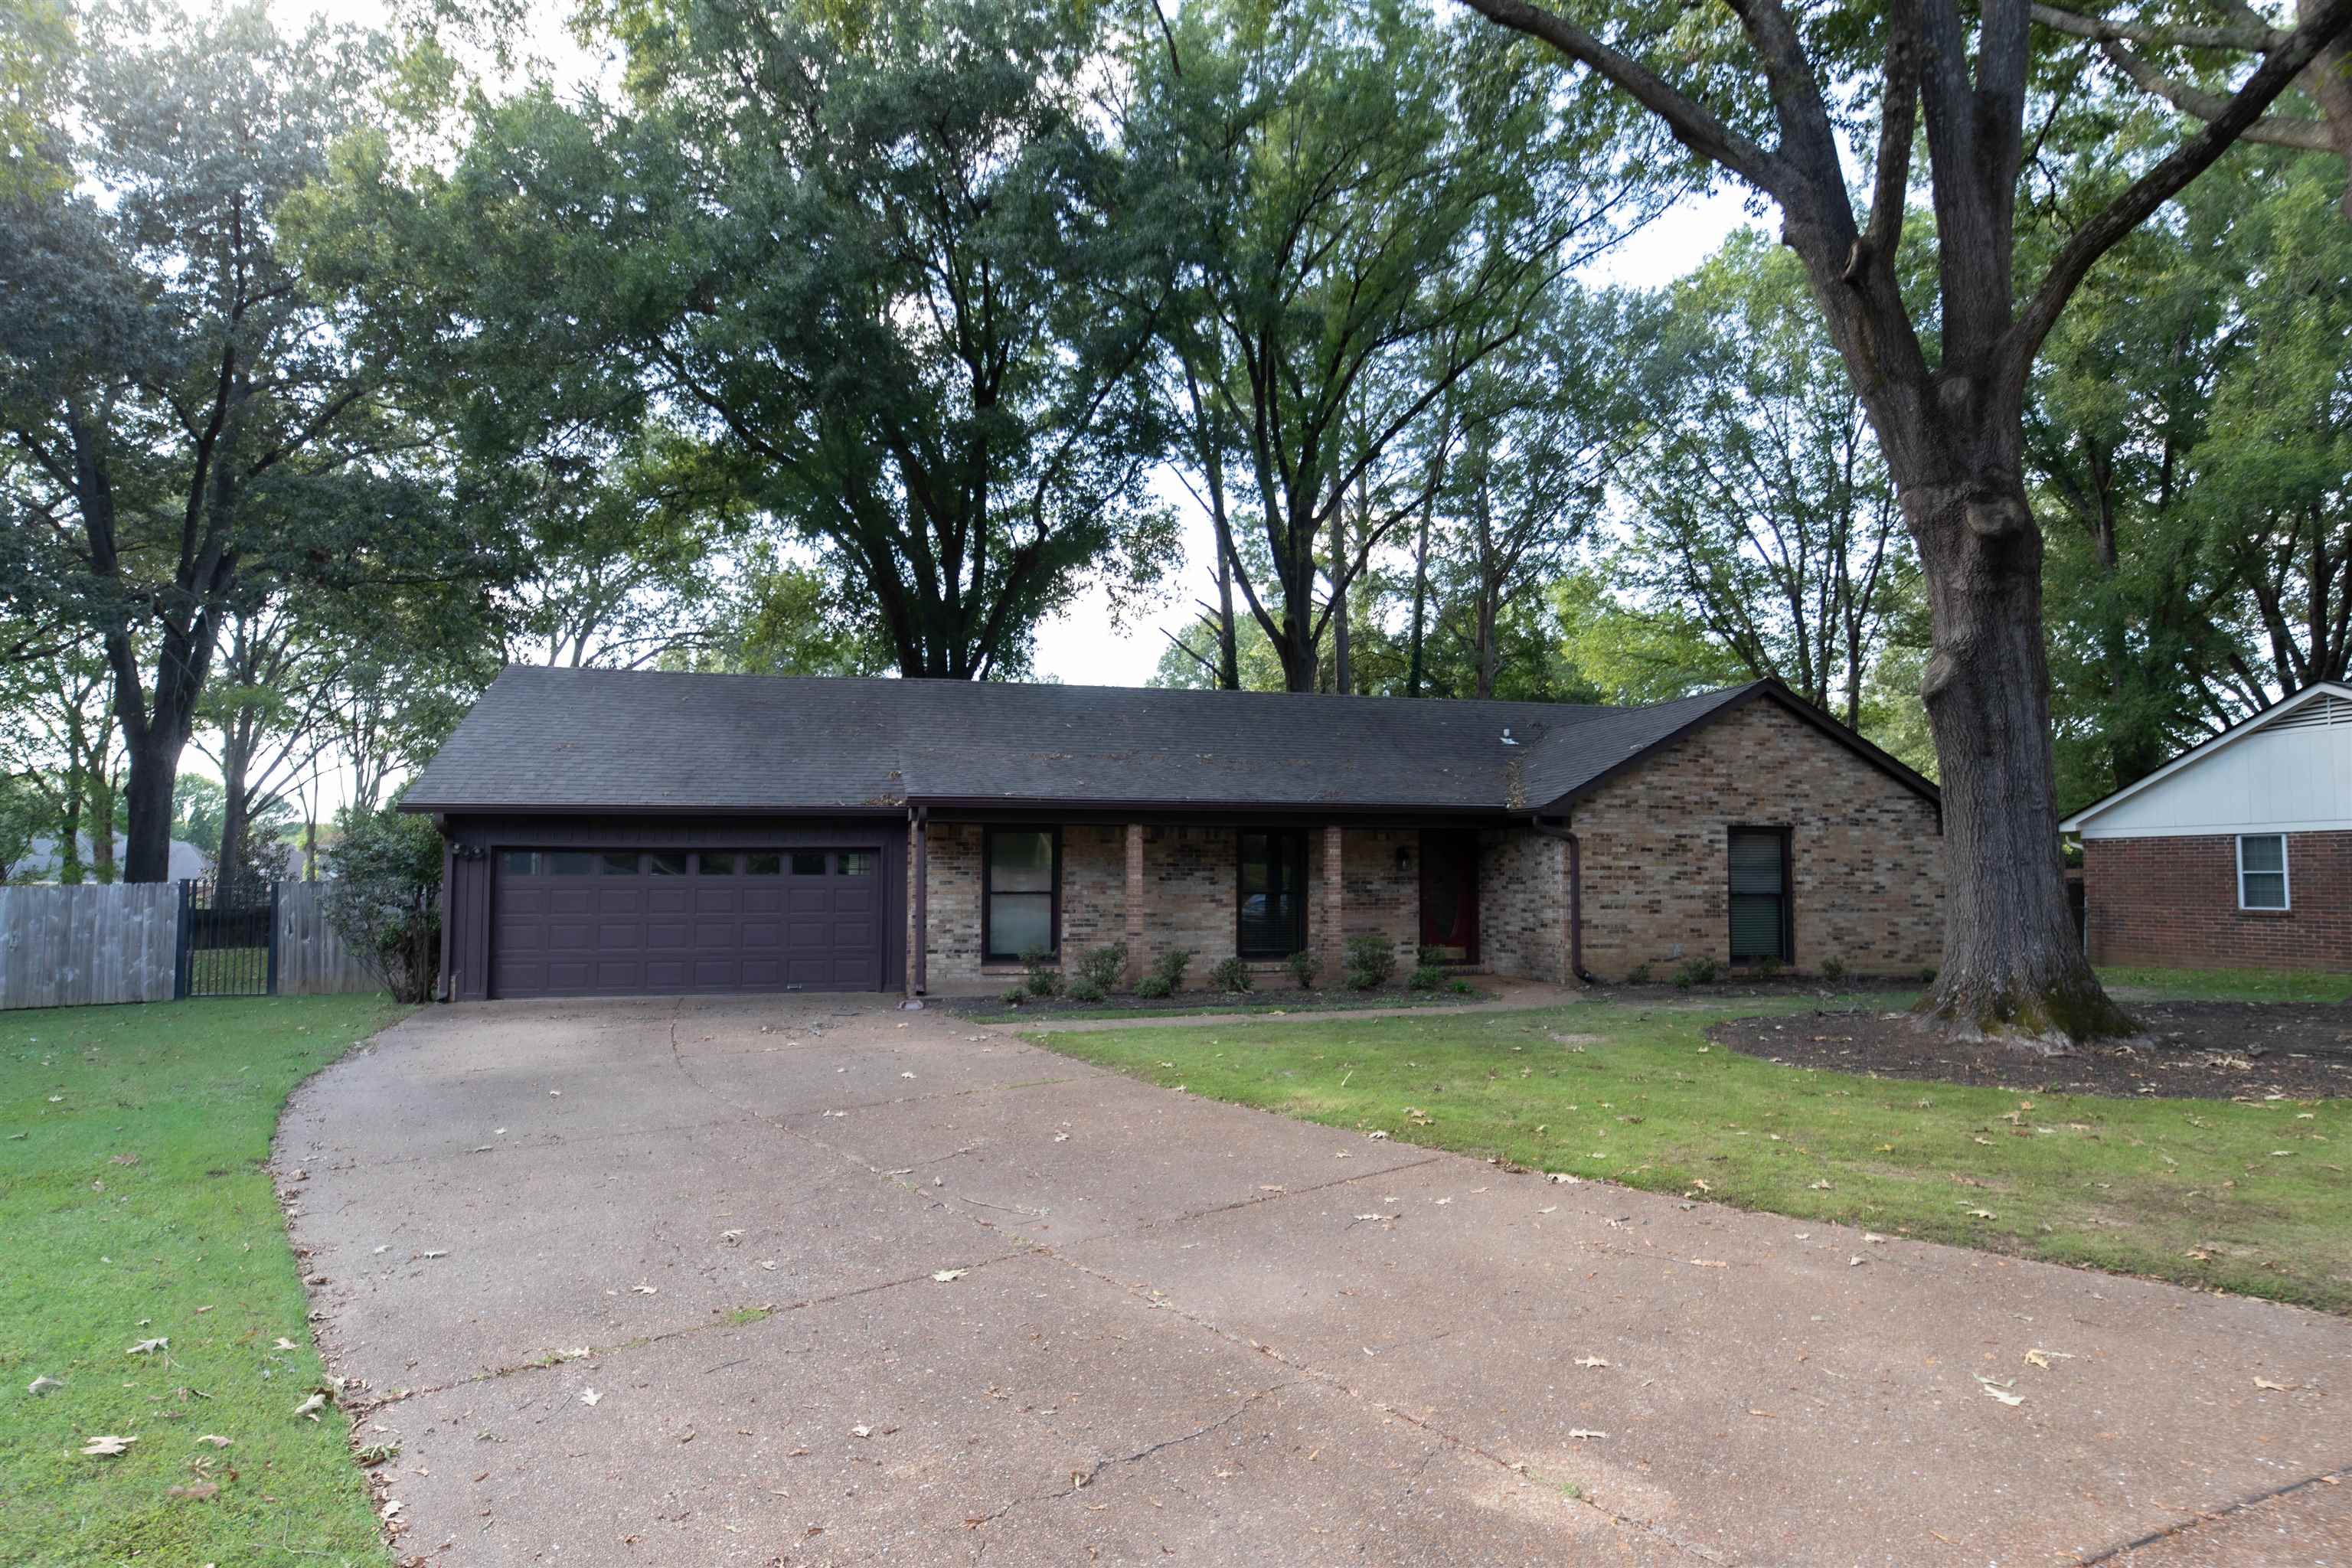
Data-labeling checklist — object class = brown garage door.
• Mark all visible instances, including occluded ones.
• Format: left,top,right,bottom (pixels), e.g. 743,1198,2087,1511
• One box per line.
492,848,884,998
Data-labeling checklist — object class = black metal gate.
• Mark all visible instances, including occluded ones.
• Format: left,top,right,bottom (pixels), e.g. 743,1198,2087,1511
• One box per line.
176,878,279,998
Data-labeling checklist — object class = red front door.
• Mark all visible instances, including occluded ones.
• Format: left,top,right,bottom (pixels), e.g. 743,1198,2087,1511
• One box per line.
1417,831,1480,963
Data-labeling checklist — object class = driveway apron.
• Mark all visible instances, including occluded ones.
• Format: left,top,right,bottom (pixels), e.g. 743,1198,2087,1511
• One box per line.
276,995,2352,1566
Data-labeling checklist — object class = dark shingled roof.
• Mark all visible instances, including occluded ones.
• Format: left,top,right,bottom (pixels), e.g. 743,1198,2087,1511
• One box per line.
399,667,1936,816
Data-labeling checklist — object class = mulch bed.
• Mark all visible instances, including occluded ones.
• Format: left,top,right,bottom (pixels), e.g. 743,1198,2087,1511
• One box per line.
1708,1000,2352,1100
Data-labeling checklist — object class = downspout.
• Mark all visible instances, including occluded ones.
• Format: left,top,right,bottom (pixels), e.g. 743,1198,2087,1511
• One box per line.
1530,814,1596,985
435,817,455,1003
911,805,929,996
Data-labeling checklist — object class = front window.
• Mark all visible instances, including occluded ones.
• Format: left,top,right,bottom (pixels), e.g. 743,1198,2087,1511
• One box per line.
2239,834,2288,910
1236,831,1308,959
985,828,1058,961
1728,828,1792,963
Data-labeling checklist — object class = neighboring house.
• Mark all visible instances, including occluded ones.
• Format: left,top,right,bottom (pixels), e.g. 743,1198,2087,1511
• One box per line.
400,667,1945,1001
12,833,211,884
2061,681,2351,973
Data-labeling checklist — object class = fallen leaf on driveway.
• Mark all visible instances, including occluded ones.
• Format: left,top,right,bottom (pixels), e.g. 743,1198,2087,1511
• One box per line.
1367,1130,1390,1141
1687,1259,1728,1269
1537,1205,1557,1214
1573,1356,1610,1369
1567,1429,1607,1440
631,1284,658,1295
580,1389,601,1406
2024,1349,2073,1370
1547,1172,1579,1184
1976,1377,2024,1406
1863,1232,1888,1244
1848,1256,1867,1266
2255,1377,2296,1392
422,1250,447,1259
81,1435,136,1456
931,1268,969,1282
851,1424,873,1439
758,1260,778,1271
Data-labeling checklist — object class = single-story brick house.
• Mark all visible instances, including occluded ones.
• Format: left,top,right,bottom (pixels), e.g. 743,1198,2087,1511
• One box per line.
2061,680,2350,972
399,667,1944,1001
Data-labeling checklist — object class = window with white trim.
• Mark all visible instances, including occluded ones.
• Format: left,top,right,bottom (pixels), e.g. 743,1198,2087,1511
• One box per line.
2237,834,2288,910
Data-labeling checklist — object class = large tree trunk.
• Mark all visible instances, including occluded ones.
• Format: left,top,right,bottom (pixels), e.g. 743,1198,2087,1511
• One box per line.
1330,498,1353,695
1406,505,1432,697
1905,465,2137,1047
119,724,191,884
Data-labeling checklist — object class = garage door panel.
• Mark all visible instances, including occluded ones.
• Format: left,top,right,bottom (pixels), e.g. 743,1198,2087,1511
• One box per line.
495,847,886,998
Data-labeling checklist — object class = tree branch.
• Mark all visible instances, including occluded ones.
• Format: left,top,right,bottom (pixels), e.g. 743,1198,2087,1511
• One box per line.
1452,0,1791,197
2092,37,2335,150
2029,2,2282,54
2011,0,2352,368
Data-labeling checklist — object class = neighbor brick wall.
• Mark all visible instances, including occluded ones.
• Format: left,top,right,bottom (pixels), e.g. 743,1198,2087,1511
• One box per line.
919,822,1416,988
1570,701,1944,980
2085,831,2352,972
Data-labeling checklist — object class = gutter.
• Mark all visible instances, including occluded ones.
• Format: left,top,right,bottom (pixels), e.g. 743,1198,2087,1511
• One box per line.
1529,814,1597,985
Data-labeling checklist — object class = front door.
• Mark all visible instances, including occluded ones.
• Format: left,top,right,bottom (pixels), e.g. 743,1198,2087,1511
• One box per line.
1417,831,1480,963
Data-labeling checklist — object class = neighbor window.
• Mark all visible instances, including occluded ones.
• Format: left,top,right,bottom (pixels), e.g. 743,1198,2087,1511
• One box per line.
1728,828,1792,963
2238,834,2289,910
1236,831,1308,959
647,851,687,876
697,851,736,874
984,828,1058,962
838,851,876,877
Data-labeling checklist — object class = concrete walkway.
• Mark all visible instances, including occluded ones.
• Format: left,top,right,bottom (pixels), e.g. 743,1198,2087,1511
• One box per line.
276,995,2352,1566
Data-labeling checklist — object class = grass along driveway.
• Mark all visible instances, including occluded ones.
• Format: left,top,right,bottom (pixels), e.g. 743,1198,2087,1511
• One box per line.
2,994,409,1568
1036,988,2352,1312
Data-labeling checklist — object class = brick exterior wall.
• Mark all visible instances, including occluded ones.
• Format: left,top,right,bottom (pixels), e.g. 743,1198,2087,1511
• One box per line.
2085,831,2352,972
1478,830,1570,984
920,822,1417,988
912,700,1942,991
1569,701,1943,981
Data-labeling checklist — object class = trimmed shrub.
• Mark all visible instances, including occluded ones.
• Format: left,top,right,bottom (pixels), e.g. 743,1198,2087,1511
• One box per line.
1625,962,1654,985
1407,962,1446,991
1818,956,1847,984
1671,957,1719,989
1285,949,1322,989
1152,948,1194,991
1021,949,1062,998
1752,956,1782,979
324,799,443,1003
998,985,1027,1006
1076,942,1126,995
1449,978,1475,995
1134,974,1174,1000
1342,935,1396,991
1067,978,1106,1004
1209,956,1253,993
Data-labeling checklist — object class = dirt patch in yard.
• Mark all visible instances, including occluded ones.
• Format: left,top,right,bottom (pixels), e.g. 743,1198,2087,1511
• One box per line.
1710,1000,2352,1099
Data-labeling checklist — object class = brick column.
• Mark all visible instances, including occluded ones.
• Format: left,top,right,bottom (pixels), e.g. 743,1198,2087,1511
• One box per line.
1321,824,1345,976
1123,823,1147,984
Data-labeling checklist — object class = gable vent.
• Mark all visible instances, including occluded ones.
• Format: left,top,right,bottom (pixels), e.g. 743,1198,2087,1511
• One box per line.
2267,694,2352,731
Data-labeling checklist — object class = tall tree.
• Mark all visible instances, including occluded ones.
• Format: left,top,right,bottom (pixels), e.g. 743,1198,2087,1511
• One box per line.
0,4,418,880
1133,0,1658,692
305,0,1177,680
1462,0,2352,1044
1625,234,1914,727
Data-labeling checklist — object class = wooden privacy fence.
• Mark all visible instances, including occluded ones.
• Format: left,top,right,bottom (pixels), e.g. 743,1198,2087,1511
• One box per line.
0,880,382,1011
0,883,179,1008
273,880,378,997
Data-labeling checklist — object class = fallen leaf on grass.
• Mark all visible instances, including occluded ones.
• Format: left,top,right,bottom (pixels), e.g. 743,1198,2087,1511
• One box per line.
167,1481,220,1502
194,1434,232,1448
272,1338,299,1351
81,1435,136,1457
293,1393,331,1420
126,1338,168,1356
28,1375,64,1396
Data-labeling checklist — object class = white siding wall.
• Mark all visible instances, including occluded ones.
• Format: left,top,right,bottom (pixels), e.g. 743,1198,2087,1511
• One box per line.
2083,717,2352,839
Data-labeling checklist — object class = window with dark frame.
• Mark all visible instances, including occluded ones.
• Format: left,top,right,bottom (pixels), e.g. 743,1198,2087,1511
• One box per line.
2238,834,2289,910
1236,830,1309,959
1727,828,1792,964
984,828,1058,962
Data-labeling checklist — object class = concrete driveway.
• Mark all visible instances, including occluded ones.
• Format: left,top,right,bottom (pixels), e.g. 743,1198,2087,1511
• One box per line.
277,996,2352,1566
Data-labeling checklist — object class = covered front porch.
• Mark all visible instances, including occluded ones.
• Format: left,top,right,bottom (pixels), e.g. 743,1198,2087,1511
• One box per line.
903,814,1576,996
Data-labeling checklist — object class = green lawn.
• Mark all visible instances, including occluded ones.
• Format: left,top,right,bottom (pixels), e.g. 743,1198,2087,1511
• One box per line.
2098,965,2352,1003
1037,985,2352,1312
1,994,410,1568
